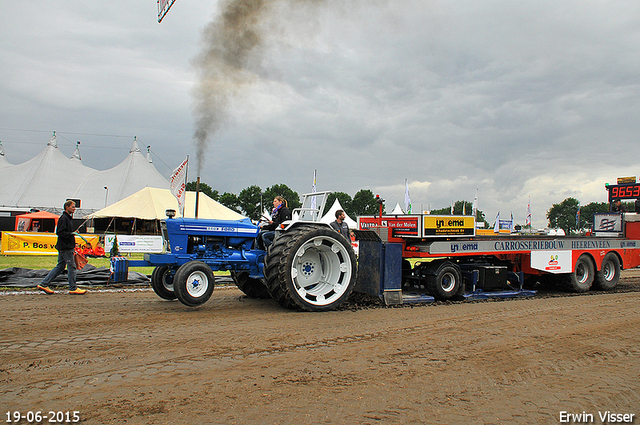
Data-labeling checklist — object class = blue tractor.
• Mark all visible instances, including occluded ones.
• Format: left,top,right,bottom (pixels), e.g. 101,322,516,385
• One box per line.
132,192,357,312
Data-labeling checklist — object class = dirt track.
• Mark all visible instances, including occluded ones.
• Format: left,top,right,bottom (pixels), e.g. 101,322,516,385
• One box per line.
1,274,640,424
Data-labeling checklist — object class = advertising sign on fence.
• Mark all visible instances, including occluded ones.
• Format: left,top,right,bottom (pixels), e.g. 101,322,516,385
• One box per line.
0,232,99,255
104,235,164,253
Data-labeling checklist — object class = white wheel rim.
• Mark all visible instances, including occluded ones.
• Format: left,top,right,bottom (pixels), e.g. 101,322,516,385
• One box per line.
577,262,589,284
441,271,457,292
186,271,209,297
602,260,615,281
291,235,352,306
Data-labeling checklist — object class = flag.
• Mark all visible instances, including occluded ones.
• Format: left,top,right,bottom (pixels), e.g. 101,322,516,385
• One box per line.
472,189,478,219
310,169,317,211
451,200,454,215
494,211,500,233
576,205,581,228
525,197,532,227
463,202,466,215
404,179,412,214
170,156,188,215
510,212,514,231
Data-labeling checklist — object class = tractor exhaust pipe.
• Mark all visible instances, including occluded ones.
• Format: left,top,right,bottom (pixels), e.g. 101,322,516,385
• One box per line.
195,176,200,219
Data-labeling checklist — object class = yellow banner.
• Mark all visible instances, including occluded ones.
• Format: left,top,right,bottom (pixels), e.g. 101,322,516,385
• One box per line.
423,215,476,237
0,232,99,256
617,176,636,184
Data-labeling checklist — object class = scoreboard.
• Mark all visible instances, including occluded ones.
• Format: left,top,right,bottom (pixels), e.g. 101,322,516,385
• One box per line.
607,183,640,201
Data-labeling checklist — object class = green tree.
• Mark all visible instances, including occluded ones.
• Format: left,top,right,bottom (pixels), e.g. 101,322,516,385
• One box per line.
238,185,263,220
578,202,609,229
352,189,381,216
219,192,241,214
430,206,449,215
185,181,219,201
323,192,353,217
547,197,580,234
263,184,301,212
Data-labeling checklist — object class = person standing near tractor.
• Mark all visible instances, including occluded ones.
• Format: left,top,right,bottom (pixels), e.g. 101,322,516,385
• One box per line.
330,209,350,240
37,200,87,295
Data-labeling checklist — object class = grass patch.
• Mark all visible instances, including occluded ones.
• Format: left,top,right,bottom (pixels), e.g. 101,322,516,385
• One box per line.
0,254,231,277
0,253,152,274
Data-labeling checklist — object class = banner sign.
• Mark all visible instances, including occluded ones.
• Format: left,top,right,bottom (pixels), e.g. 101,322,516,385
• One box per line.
617,176,636,184
358,216,420,238
423,215,476,237
170,157,188,215
0,232,99,256
593,213,623,234
158,0,177,23
499,220,513,231
530,251,573,274
104,235,164,253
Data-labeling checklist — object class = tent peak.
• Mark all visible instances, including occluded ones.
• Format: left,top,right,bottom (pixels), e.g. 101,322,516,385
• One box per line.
390,203,405,214
71,141,82,161
130,136,141,153
47,132,58,148
0,141,4,156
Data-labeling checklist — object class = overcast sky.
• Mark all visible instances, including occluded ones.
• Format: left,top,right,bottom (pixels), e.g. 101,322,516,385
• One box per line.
2,0,639,227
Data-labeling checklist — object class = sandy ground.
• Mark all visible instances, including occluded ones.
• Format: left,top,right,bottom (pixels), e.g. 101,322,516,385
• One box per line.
1,273,639,425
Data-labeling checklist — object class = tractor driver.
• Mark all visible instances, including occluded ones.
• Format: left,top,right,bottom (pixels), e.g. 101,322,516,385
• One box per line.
260,195,292,249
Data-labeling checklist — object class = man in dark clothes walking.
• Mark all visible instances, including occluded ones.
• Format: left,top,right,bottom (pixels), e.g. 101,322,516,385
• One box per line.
330,209,350,240
37,200,87,295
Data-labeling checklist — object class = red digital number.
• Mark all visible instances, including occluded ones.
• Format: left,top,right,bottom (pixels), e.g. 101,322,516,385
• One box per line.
612,184,640,199
609,184,640,200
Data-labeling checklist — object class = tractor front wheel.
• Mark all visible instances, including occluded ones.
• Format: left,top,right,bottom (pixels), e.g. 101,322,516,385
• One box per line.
173,261,215,307
151,266,176,300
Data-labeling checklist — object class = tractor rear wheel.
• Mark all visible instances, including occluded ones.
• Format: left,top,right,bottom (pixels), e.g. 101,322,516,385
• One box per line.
151,265,176,300
265,225,357,311
173,261,215,307
231,271,271,299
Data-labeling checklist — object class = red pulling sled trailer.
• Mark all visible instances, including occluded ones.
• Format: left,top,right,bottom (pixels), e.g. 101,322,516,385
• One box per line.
354,182,640,305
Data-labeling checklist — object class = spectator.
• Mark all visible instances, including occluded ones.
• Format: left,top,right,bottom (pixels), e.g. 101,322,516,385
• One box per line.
611,200,628,213
330,209,350,240
37,200,87,295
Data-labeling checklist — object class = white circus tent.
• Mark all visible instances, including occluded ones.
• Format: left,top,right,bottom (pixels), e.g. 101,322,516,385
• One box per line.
0,141,11,169
390,203,405,214
0,134,170,215
72,137,169,212
0,133,94,210
320,198,358,229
